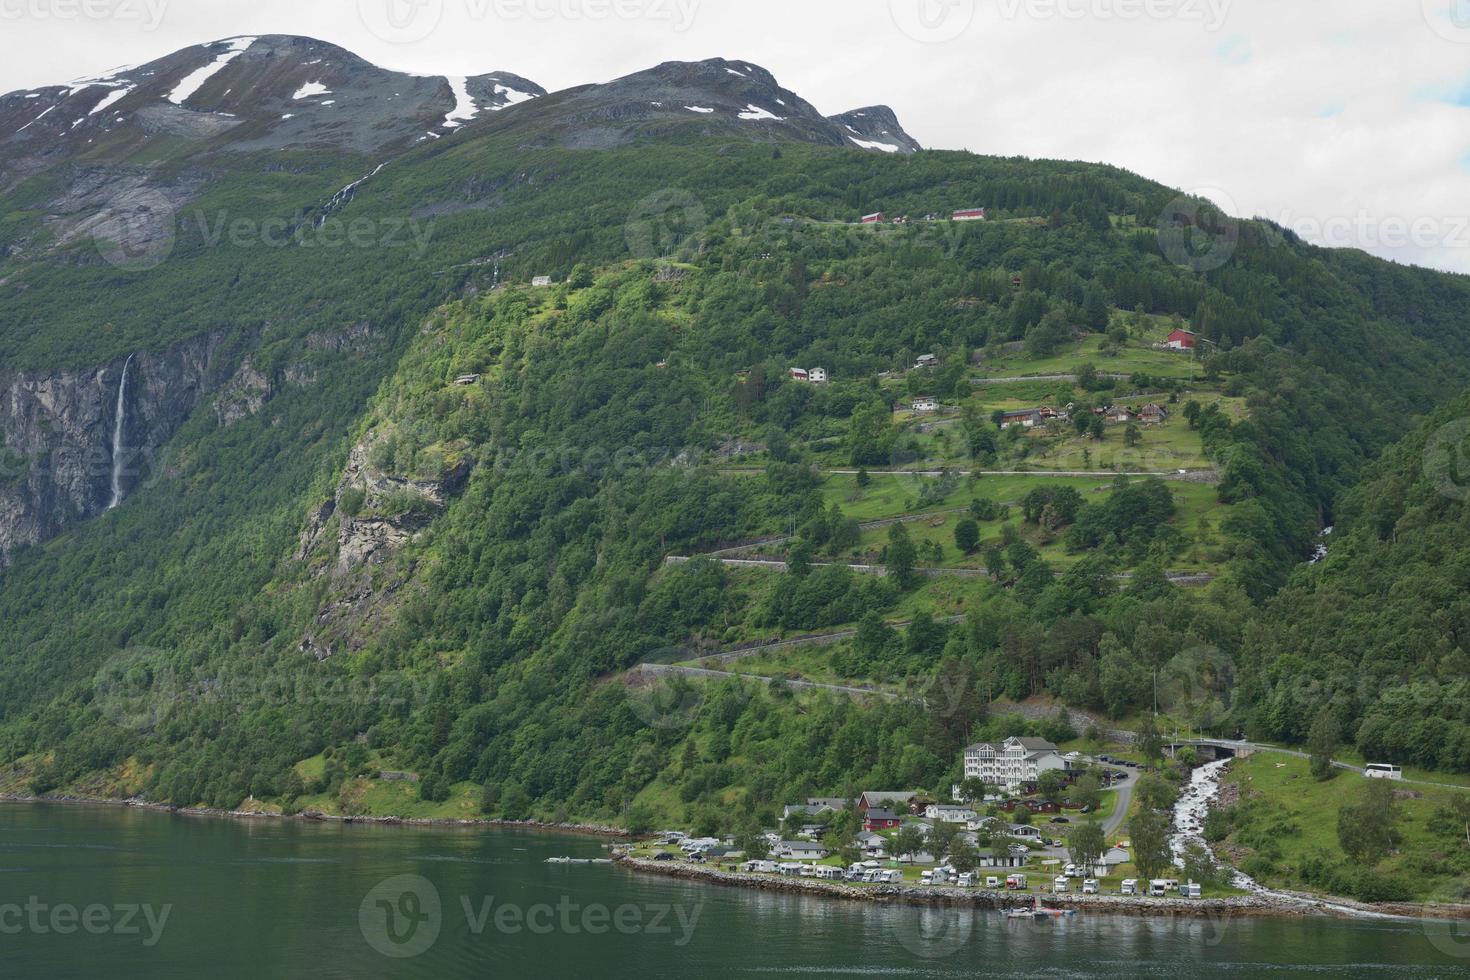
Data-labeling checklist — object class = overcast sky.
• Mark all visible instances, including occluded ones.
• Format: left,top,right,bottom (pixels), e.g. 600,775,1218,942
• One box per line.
5,0,1470,274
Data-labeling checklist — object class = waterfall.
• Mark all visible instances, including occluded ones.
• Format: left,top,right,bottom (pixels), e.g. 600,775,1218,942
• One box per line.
106,353,134,510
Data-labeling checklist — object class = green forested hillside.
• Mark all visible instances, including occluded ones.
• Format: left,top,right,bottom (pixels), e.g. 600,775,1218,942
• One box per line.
2,119,1470,828
1243,389,1470,769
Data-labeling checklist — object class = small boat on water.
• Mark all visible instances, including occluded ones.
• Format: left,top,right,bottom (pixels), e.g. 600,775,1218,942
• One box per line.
1004,900,1077,920
545,856,613,865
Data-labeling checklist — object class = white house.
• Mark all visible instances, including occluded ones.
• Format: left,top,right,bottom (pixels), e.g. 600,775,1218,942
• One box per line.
776,840,830,860
531,275,553,287
854,831,889,858
924,805,979,824
911,396,939,413
963,736,1071,792
809,367,828,384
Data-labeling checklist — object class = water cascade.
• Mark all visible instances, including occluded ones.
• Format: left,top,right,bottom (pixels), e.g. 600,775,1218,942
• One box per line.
106,353,134,510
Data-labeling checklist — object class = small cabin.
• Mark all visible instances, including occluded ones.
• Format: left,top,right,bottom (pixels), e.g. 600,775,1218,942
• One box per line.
952,208,988,221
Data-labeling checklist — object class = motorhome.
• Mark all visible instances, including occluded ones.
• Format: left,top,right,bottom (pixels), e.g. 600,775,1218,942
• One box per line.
985,876,1002,889
1053,876,1070,894
1005,874,1029,890
1120,879,1139,896
1181,882,1203,899
1149,880,1169,897
1083,879,1099,895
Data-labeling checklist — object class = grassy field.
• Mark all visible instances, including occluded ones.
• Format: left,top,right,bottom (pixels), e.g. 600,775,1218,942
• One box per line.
1218,753,1470,902
974,334,1209,381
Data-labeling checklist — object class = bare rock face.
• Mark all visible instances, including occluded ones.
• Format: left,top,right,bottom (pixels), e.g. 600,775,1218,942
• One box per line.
0,333,234,564
295,429,472,658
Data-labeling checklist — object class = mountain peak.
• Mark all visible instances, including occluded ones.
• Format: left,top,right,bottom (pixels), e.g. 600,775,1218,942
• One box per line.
827,105,922,154
1,34,546,156
500,56,919,154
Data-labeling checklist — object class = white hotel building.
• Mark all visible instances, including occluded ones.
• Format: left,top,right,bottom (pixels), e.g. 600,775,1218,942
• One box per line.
961,736,1070,793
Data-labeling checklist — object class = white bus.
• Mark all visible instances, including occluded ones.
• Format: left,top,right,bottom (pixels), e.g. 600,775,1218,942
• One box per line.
1364,764,1403,780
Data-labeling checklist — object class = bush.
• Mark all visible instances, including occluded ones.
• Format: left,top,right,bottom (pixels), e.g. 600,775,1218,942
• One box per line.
339,487,366,517
419,772,451,803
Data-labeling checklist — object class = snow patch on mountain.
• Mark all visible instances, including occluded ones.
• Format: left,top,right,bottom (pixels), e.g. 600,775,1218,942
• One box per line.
442,76,478,128
685,105,715,114
88,87,133,116
168,37,256,106
491,83,537,110
16,103,58,133
292,82,331,100
738,104,783,121
848,136,899,153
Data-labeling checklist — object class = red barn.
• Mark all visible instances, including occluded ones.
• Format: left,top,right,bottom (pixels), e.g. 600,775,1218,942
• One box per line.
952,208,988,221
861,212,885,224
1165,329,1198,351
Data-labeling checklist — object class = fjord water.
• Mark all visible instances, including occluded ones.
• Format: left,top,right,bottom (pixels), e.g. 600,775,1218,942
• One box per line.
1,803,1466,978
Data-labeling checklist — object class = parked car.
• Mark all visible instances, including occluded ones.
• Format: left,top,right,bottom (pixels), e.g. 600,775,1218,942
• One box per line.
1050,816,1071,824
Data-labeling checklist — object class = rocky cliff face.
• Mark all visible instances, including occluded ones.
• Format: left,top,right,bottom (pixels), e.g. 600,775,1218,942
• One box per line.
0,334,235,564
295,427,471,658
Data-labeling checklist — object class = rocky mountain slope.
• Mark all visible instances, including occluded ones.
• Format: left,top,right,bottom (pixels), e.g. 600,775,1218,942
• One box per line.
0,34,546,160
0,39,924,562
490,57,921,152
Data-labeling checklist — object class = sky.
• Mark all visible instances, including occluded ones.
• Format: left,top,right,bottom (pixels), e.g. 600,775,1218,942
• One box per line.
4,0,1470,274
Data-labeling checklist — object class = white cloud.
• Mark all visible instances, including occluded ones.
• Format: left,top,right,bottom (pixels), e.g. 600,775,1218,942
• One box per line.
1,0,1467,273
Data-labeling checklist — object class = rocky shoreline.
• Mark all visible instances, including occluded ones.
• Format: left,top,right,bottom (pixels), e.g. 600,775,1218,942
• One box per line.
0,792,631,838
615,855,1470,921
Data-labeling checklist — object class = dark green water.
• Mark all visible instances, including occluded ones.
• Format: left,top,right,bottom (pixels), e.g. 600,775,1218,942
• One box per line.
2,802,1469,978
